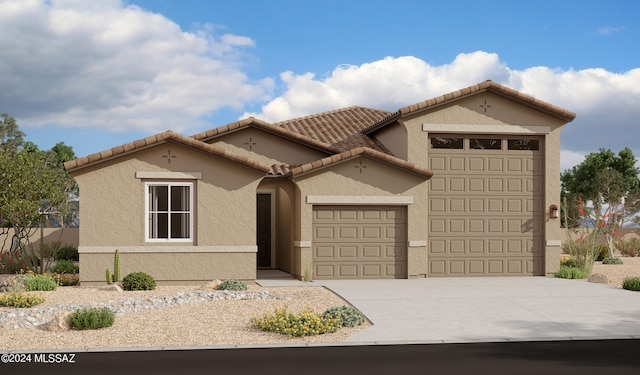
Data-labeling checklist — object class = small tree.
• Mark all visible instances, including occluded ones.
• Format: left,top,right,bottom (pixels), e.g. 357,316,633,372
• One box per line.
561,148,640,258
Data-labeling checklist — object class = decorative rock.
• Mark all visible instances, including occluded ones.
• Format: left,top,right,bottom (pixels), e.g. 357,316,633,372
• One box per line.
99,284,123,292
588,273,609,284
40,312,74,332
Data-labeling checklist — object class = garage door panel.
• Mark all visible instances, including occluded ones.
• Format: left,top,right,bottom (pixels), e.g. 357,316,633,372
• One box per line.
429,238,544,256
313,206,407,279
428,258,542,277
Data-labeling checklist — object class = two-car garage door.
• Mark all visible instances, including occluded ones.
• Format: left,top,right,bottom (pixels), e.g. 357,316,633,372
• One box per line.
312,206,407,279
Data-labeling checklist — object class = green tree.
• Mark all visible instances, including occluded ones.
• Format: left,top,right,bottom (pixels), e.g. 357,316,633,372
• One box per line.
0,116,78,272
0,113,25,152
561,148,640,257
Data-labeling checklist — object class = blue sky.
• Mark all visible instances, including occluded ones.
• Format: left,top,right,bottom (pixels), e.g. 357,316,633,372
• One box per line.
1,0,639,171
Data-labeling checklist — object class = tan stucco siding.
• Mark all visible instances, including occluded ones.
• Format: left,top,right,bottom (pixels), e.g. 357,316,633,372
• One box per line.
292,158,429,278
72,143,264,247
544,126,565,275
374,122,407,159
210,128,329,166
79,251,256,286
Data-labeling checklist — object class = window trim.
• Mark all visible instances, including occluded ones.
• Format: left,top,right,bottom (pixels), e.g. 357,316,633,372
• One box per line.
144,181,194,243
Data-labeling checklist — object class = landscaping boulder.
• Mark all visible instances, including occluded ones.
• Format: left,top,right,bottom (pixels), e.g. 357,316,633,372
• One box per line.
41,312,74,332
588,273,609,284
200,279,222,290
99,284,123,292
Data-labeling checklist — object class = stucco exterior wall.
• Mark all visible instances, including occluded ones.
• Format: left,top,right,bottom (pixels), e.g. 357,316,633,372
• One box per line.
71,142,265,284
292,158,429,279
79,251,256,286
209,128,329,166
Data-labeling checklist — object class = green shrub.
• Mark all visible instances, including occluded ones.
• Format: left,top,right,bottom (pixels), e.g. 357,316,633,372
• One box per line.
560,257,579,268
24,273,58,291
622,277,640,292
217,279,248,291
51,259,79,274
55,246,79,261
69,307,115,330
251,307,341,337
121,272,156,291
554,265,588,279
0,292,45,308
602,257,623,265
57,274,79,286
616,237,640,257
322,305,366,327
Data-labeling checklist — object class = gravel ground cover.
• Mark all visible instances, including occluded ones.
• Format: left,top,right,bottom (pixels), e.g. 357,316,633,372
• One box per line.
1,257,639,351
0,284,369,351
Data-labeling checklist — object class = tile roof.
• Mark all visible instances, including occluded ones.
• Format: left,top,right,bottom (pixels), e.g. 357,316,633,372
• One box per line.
274,106,392,153
192,117,341,154
289,147,433,179
64,130,272,174
363,80,577,134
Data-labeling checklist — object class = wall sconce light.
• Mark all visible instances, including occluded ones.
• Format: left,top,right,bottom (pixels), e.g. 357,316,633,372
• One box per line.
549,204,559,219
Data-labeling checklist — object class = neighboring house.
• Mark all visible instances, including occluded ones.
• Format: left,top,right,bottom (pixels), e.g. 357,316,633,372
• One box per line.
64,81,575,285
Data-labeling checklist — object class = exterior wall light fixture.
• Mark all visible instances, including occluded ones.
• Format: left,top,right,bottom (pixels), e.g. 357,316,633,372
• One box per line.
549,204,559,219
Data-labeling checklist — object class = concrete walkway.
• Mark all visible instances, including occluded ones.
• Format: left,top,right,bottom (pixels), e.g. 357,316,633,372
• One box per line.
256,273,640,344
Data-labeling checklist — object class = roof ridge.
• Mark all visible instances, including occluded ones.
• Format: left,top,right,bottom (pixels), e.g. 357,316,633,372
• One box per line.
363,80,576,134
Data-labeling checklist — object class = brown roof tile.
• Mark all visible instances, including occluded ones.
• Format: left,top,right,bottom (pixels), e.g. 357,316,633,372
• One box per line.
192,117,341,154
289,147,433,179
274,106,392,153
64,130,272,174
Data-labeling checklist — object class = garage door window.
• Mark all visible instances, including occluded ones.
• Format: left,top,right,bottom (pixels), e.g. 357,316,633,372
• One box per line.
508,139,539,150
431,137,463,149
470,138,501,150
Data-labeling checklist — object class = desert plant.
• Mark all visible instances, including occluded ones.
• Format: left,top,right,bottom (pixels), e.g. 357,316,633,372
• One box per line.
69,307,115,330
50,259,79,274
303,263,313,282
562,234,600,274
602,257,624,265
217,279,248,291
616,237,640,257
121,272,156,291
322,305,366,327
0,292,45,308
57,274,79,286
622,277,640,292
0,251,31,274
0,276,24,293
105,249,121,283
54,245,79,261
24,273,58,291
106,269,113,285
113,249,121,282
560,257,579,268
554,265,588,279
251,307,341,337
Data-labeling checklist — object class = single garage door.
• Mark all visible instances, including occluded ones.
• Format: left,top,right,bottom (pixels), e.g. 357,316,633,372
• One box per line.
312,205,407,279
428,136,544,276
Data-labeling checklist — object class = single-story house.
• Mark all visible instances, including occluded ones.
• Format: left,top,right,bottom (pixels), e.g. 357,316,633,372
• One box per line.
64,80,575,285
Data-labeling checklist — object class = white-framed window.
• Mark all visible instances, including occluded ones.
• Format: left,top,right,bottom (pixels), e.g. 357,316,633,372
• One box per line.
145,182,193,242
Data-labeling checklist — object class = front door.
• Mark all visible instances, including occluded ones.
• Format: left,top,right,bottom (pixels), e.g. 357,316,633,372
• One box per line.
256,194,272,268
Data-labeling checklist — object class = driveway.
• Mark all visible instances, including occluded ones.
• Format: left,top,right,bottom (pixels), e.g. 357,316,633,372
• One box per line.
313,277,640,344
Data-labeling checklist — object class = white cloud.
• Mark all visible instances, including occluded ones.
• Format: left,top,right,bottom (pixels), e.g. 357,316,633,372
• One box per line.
0,0,272,134
244,51,640,161
560,150,586,172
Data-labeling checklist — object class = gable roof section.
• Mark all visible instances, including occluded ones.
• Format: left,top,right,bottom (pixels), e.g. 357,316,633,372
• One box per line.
289,147,433,179
363,80,577,134
64,130,272,174
192,117,341,155
274,106,392,153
